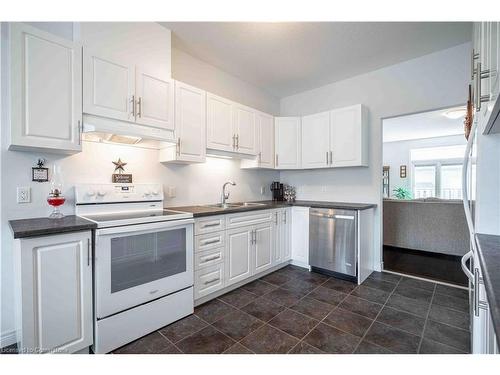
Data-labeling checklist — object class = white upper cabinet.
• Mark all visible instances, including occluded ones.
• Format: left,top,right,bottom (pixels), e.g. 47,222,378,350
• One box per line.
275,117,301,169
232,103,257,155
8,23,82,153
206,93,234,152
83,49,135,122
301,111,331,169
135,68,174,130
81,23,174,134
240,111,275,169
160,81,206,163
330,104,368,167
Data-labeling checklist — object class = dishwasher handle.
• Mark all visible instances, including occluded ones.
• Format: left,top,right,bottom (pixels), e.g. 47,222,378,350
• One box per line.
310,212,355,220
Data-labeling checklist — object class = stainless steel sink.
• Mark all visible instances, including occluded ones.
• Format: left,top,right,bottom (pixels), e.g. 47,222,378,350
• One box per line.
203,203,243,209
201,202,266,209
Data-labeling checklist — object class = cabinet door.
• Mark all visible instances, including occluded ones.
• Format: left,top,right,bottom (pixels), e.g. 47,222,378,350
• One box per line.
9,23,82,153
330,105,367,167
233,104,257,155
257,112,275,168
83,48,135,122
135,68,174,130
272,211,282,265
175,81,206,162
275,117,301,169
254,223,274,274
20,232,93,353
206,93,234,152
301,111,331,169
225,227,253,286
281,209,292,261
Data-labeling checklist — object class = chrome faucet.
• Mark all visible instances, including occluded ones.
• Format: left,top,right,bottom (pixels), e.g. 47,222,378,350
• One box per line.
221,181,236,205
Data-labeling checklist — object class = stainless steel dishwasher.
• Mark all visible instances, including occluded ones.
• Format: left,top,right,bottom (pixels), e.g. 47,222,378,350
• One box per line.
309,208,357,281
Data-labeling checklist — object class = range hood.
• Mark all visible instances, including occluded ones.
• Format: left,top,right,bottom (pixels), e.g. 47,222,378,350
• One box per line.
82,114,175,149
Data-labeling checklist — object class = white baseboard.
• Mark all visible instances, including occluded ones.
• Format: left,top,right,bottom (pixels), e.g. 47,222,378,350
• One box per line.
0,330,17,348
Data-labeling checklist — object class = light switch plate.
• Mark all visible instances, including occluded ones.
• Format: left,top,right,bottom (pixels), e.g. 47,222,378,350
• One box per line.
17,187,31,203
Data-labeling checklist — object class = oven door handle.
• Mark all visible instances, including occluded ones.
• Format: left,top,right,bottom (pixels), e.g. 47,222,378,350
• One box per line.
96,218,194,236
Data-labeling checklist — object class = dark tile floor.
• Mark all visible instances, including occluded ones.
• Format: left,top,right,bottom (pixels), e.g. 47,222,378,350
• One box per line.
114,265,471,354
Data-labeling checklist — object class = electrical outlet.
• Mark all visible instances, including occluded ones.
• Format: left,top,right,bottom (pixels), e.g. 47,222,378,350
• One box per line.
167,186,176,198
260,185,266,195
17,187,31,203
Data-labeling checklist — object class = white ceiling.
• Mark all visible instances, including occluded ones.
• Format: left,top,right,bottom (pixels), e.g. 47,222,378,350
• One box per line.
383,107,465,143
160,22,472,98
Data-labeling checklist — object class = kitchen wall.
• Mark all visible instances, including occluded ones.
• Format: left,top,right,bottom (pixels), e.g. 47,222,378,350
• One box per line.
0,22,279,345
383,134,466,196
172,48,280,115
279,42,471,271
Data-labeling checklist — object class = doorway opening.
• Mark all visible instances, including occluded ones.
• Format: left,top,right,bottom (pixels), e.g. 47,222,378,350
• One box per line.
381,106,470,286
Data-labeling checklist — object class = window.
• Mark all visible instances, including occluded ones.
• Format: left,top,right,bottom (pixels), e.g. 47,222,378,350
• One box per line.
410,145,476,200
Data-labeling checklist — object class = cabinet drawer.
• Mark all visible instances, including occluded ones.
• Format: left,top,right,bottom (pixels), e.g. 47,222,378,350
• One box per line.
195,231,225,252
226,210,273,229
195,216,225,235
195,247,224,270
194,263,224,300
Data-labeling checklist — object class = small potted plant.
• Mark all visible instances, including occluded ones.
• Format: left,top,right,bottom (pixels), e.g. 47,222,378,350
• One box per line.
392,187,412,200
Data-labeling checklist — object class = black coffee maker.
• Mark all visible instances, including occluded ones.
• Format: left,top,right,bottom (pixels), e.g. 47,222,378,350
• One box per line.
270,181,284,201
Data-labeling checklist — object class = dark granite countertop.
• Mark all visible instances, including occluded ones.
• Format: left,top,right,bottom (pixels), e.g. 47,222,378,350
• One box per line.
167,200,376,218
9,215,97,239
476,233,500,342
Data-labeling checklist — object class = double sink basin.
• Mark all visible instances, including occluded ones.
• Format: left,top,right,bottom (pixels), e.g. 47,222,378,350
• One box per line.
201,202,266,210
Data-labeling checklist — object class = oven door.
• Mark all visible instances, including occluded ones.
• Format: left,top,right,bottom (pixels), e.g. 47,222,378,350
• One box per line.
95,219,194,319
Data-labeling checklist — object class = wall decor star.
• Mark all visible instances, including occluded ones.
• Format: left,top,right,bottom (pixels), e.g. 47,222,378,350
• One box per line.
112,158,127,174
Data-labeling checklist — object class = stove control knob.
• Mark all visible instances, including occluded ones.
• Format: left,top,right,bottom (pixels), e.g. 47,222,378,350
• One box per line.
144,190,152,197
87,190,96,197
97,191,107,197
152,190,160,196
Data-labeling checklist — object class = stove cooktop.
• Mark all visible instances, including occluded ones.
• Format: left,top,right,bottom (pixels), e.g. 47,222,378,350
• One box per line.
80,209,193,228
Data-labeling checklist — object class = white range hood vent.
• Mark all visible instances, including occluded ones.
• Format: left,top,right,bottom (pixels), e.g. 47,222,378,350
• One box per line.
82,114,175,150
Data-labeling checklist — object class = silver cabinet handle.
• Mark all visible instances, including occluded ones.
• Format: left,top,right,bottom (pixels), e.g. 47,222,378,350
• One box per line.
471,49,479,80
204,278,220,285
329,151,333,165
283,211,287,224
130,95,136,118
87,238,90,266
474,268,479,317
475,62,491,111
176,137,181,155
258,152,262,163
275,154,278,167
253,230,257,245
202,222,220,228
232,134,236,150
137,97,142,118
236,135,239,150
201,255,221,263
78,120,82,145
202,239,220,246
275,212,279,225
326,152,329,165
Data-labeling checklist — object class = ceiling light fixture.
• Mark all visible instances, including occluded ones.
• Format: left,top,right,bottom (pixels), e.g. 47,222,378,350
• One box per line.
443,108,467,120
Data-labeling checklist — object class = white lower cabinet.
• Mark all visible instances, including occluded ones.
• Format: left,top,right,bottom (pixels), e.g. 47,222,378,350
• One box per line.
194,209,290,302
14,231,93,354
225,227,253,286
272,208,292,265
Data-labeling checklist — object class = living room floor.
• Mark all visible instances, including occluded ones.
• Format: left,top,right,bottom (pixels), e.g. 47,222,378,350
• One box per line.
113,265,471,354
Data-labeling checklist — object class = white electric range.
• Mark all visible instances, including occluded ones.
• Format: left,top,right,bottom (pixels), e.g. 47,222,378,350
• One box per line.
75,183,194,354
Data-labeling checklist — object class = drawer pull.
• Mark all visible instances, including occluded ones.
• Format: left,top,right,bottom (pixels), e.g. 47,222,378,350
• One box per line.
202,239,220,245
202,255,221,263
204,278,220,285
202,222,220,228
